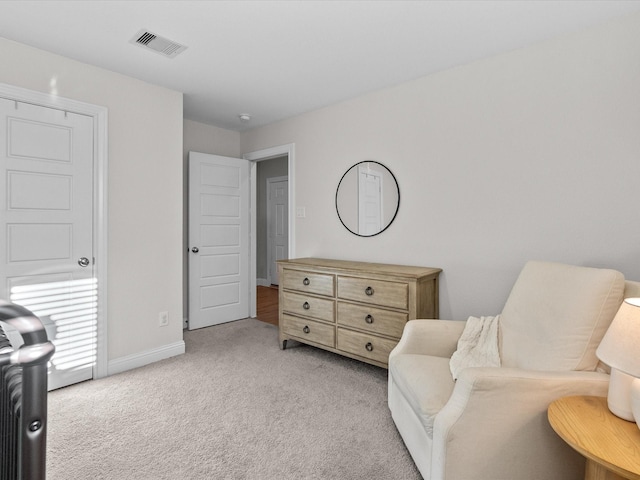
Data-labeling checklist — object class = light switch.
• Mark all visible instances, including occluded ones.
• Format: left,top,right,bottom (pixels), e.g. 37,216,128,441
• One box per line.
296,207,306,218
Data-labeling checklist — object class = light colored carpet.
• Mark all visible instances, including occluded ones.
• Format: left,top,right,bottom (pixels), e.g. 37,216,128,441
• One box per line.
47,319,421,479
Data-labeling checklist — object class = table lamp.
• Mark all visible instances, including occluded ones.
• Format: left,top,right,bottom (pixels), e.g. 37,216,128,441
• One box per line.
596,298,640,430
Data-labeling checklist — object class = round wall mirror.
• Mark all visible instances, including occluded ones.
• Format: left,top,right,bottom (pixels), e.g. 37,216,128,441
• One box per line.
335,161,400,237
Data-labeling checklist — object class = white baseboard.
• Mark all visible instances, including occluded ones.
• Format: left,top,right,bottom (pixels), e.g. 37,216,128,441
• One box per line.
257,278,270,287
107,340,185,376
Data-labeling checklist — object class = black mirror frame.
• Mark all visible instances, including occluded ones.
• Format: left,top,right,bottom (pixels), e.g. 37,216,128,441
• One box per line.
335,161,400,237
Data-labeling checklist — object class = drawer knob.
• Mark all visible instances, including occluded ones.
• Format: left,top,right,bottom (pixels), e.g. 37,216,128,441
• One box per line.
365,342,374,352
303,301,310,310
365,314,374,324
303,277,310,286
303,325,310,334
365,286,374,296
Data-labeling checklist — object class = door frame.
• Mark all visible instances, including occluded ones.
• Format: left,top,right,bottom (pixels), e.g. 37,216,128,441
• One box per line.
243,144,295,318
266,175,288,285
0,82,109,380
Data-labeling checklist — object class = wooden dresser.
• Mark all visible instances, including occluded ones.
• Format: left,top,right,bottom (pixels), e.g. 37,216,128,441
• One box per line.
277,258,441,368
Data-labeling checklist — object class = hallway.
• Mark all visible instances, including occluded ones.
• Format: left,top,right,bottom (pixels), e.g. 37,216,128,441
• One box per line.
256,286,278,326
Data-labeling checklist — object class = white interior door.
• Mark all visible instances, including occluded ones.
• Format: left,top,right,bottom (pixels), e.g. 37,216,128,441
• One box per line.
267,177,288,285
0,98,96,391
188,152,250,330
358,165,383,236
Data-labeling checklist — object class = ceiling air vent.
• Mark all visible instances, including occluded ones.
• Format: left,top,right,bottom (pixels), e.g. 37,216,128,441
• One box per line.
130,29,187,59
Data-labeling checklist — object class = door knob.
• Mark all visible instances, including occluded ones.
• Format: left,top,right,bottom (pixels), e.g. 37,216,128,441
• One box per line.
78,257,90,267
191,247,199,253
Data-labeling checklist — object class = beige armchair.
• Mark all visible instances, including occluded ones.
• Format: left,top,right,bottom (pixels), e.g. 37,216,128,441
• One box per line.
388,261,640,480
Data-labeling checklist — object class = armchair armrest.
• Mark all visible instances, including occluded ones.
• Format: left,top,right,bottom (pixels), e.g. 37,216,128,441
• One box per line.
432,367,610,480
389,319,466,359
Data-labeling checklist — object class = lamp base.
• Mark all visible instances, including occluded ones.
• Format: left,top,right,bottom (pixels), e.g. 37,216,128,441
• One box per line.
631,377,640,430
607,368,635,421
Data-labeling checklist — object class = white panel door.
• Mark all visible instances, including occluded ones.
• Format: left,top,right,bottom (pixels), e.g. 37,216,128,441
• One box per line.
358,165,383,236
188,152,250,330
0,98,95,391
267,178,288,285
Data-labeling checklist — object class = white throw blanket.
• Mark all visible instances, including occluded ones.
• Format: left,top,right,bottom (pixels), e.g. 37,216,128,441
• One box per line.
449,315,501,380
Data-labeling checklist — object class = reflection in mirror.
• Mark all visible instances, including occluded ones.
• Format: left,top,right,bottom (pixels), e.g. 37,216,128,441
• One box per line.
336,161,400,237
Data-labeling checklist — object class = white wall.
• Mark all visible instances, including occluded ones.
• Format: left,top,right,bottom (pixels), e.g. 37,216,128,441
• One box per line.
0,38,184,364
183,119,240,323
184,118,241,159
241,12,640,320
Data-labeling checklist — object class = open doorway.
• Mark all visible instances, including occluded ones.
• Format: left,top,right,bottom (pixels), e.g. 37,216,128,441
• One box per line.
244,143,295,325
255,157,287,326
256,157,288,287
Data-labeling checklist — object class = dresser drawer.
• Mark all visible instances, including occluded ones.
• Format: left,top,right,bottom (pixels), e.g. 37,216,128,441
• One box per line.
337,276,408,310
337,328,398,365
282,291,335,322
281,314,335,348
337,302,408,339
282,269,335,297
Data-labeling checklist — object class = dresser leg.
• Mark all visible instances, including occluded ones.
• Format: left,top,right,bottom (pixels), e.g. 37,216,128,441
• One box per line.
281,339,288,350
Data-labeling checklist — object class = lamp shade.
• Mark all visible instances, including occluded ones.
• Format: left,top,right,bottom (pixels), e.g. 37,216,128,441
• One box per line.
597,298,640,378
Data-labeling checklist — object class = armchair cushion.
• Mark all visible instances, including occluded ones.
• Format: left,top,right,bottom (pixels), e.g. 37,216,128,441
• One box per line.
500,261,624,372
389,354,454,437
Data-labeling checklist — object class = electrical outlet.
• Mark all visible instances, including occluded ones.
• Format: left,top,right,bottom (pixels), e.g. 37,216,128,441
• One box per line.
159,311,169,327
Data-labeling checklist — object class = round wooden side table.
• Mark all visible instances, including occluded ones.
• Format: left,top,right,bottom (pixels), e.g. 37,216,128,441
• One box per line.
548,396,640,480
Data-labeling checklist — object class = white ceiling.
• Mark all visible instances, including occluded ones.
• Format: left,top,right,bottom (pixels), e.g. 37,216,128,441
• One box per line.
1,1,639,132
